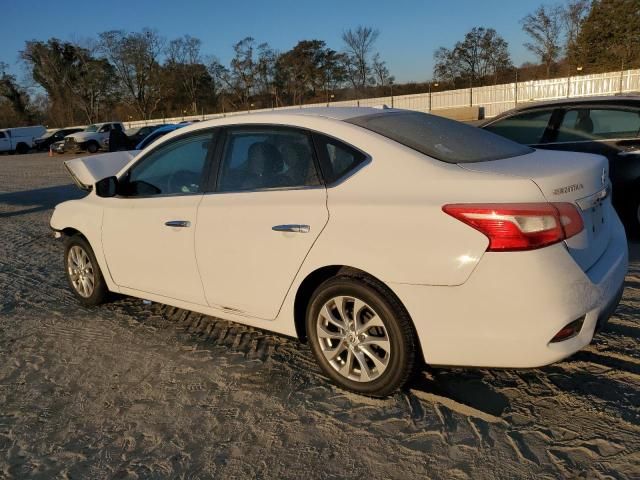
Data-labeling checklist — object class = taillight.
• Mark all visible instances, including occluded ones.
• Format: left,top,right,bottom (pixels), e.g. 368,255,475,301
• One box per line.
442,202,584,252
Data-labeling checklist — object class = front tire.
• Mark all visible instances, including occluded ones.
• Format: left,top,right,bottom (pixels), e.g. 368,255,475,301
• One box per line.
64,235,108,306
306,276,417,397
86,141,99,154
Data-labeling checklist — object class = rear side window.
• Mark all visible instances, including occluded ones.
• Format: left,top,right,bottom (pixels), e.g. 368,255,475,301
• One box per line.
348,111,533,163
483,110,554,145
556,108,640,142
313,134,367,183
217,128,321,192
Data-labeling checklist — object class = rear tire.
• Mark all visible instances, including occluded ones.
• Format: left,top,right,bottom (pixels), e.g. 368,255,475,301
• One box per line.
16,143,29,154
306,275,417,397
64,235,108,306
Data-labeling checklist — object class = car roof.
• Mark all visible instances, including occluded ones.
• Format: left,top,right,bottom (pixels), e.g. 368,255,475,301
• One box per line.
487,95,640,121
250,106,391,120
155,124,184,132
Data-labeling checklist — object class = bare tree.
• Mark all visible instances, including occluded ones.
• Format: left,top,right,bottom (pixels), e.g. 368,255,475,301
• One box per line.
98,29,165,119
562,0,590,55
521,5,563,77
166,35,204,114
229,37,257,109
371,53,394,87
342,26,379,93
70,40,115,123
433,27,512,86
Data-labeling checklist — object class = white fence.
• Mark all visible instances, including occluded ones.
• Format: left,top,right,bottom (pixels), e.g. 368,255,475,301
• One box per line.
128,68,640,129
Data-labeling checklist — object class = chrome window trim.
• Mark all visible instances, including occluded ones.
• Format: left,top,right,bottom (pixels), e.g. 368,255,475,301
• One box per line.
537,137,640,146
203,184,326,196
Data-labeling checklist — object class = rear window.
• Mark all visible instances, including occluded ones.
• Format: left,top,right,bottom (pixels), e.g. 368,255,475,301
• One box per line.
347,111,533,163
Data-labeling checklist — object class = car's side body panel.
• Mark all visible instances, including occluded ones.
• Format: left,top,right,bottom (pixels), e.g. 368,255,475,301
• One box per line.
390,207,628,367
195,187,329,319
50,107,629,373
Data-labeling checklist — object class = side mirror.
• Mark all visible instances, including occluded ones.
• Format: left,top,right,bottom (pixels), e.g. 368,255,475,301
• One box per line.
95,176,118,197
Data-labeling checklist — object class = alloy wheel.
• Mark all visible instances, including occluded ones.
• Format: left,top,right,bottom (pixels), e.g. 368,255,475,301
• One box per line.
68,245,95,298
315,295,391,382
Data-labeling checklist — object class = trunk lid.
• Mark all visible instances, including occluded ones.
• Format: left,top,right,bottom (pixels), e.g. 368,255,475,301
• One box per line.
64,150,139,190
460,149,612,272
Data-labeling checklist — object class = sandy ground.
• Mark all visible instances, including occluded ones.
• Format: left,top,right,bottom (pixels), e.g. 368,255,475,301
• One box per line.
0,152,638,479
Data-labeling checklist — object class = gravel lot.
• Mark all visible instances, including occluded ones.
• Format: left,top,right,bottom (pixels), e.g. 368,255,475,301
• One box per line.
1,152,639,479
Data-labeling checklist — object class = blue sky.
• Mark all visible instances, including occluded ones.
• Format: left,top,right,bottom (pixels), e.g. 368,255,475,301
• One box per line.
1,0,547,83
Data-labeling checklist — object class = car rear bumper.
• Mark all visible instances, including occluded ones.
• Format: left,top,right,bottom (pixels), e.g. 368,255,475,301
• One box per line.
389,213,628,368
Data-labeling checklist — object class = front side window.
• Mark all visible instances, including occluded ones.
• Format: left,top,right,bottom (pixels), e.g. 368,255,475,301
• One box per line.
217,128,321,192
556,108,640,142
483,109,554,146
0,132,5,139
121,132,214,197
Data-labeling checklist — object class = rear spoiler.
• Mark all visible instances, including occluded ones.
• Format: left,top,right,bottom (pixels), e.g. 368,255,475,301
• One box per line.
63,150,139,190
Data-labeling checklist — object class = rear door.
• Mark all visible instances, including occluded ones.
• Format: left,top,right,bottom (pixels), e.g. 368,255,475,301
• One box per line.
195,126,329,319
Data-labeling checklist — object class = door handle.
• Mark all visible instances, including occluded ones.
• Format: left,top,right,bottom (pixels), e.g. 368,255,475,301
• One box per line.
165,220,191,228
272,224,310,233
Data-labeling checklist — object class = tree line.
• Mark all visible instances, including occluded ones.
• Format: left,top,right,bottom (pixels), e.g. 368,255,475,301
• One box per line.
1,0,638,128
0,26,392,128
433,0,639,88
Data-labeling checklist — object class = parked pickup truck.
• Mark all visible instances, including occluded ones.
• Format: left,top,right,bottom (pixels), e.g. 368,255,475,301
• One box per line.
64,122,125,154
0,125,47,154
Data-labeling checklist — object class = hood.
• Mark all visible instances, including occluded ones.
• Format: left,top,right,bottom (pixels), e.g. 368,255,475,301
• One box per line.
64,150,139,190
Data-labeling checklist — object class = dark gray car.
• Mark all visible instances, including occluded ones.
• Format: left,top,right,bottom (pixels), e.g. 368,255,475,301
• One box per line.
481,96,640,233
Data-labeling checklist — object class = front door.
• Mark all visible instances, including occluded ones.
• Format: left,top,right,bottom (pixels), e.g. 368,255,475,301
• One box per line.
0,131,10,152
195,126,329,319
101,130,216,305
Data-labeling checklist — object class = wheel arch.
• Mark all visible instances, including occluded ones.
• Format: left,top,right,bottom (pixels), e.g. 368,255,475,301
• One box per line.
60,227,85,239
292,264,424,363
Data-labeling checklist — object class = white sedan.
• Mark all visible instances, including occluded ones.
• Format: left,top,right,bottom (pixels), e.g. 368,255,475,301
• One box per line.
51,107,628,397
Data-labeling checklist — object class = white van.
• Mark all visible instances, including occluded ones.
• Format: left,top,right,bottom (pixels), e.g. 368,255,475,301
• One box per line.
0,125,47,154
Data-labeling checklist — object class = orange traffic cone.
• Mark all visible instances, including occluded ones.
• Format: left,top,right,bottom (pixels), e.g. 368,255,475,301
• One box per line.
48,146,53,157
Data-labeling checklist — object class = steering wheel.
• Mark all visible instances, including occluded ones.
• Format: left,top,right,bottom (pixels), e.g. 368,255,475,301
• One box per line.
167,169,200,194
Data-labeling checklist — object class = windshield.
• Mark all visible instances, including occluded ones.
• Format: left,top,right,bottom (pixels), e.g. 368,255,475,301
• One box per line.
84,125,99,132
347,111,533,163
